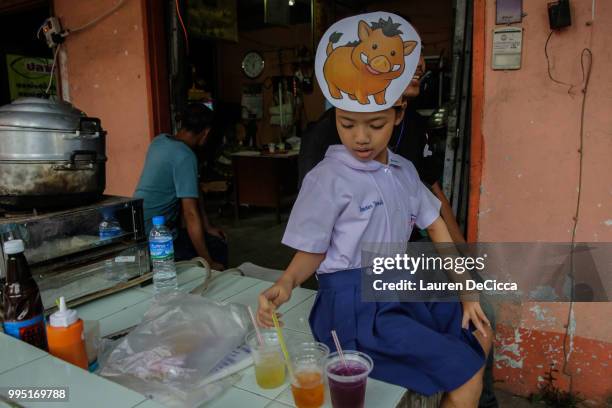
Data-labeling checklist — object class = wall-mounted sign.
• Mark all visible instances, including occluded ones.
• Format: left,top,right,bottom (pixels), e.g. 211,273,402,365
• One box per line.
6,54,55,100
496,0,522,25
242,83,263,119
492,27,523,70
188,0,238,42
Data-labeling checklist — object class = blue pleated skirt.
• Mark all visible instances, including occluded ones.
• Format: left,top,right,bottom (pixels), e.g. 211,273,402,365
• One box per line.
309,269,485,396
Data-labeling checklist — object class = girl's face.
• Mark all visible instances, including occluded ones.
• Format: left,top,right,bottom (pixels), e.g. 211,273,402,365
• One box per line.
335,107,404,163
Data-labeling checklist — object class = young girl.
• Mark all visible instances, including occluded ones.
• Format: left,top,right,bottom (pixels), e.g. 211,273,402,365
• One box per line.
257,12,492,407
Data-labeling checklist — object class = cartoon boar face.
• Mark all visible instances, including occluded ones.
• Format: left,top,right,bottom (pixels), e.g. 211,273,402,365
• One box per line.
351,20,417,80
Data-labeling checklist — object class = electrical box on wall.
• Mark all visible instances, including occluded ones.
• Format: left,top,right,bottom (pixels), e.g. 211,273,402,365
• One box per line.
42,17,64,48
496,0,523,25
548,0,572,30
492,27,523,70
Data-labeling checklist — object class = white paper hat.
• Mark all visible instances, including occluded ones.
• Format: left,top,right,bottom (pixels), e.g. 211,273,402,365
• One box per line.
315,12,421,112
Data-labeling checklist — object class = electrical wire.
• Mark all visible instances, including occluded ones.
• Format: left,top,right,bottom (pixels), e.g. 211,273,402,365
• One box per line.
36,21,45,40
45,44,61,96
561,47,592,393
175,0,190,55
38,0,128,96
545,30,575,93
392,115,407,153
69,0,127,34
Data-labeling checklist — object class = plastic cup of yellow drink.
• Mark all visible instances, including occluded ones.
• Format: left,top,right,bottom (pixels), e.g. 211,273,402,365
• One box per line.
246,329,286,389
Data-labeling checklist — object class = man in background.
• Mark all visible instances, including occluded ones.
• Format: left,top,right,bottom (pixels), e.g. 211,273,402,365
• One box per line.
135,103,227,270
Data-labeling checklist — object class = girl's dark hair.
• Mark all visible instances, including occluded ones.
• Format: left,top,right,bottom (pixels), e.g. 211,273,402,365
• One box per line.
177,103,214,134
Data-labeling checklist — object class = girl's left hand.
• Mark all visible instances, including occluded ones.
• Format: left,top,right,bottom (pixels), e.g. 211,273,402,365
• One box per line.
461,301,491,338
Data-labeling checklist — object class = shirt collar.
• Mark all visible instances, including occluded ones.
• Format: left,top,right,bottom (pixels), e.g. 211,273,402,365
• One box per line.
324,145,403,171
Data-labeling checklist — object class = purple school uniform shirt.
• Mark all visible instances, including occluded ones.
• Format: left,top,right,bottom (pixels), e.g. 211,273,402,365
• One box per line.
283,145,441,274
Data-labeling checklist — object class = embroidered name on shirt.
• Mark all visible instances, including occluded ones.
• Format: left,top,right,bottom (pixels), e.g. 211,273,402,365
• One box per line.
360,200,384,213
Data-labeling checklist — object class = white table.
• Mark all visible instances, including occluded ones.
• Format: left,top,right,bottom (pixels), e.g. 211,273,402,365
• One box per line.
0,266,407,407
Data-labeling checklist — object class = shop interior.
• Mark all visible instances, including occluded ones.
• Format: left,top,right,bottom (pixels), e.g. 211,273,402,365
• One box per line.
0,0,471,272
165,0,470,271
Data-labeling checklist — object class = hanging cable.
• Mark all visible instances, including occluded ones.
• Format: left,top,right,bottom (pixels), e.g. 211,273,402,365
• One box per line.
544,23,595,394
544,30,575,93
175,0,190,55
68,0,127,34
561,47,592,394
45,44,61,96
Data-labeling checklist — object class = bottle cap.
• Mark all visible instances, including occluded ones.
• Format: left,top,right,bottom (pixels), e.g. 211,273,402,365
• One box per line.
3,239,24,255
49,296,78,327
101,208,116,219
152,216,165,226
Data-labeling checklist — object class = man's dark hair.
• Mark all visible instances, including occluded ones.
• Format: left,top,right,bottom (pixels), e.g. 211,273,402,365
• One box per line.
177,103,214,134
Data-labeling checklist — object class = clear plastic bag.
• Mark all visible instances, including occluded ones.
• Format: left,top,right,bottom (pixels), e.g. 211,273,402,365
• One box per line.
99,293,250,407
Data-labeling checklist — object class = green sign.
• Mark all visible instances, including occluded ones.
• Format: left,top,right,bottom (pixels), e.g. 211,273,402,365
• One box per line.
6,54,56,100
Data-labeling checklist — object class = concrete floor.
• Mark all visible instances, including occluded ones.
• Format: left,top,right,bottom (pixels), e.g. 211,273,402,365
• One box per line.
212,206,295,271
495,390,534,407
208,205,534,407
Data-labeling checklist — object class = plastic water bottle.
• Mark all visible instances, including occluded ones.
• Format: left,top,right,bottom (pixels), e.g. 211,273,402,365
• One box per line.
149,216,178,294
99,209,122,240
99,209,123,281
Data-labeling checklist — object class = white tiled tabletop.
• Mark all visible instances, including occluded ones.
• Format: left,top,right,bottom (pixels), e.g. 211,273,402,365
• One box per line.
0,355,147,408
0,265,407,407
0,331,47,376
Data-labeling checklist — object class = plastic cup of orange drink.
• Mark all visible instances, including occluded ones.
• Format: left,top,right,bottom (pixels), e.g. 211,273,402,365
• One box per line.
289,342,330,408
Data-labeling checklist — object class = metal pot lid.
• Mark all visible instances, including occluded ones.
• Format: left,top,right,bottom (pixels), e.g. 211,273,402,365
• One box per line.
0,97,87,132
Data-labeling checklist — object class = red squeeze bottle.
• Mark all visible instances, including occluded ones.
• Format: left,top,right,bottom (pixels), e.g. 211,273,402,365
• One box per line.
46,296,88,369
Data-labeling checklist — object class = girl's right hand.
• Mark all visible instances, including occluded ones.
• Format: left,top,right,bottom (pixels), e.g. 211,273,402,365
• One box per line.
257,279,293,328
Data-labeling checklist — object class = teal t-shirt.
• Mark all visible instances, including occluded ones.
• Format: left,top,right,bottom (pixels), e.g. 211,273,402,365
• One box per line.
134,134,199,236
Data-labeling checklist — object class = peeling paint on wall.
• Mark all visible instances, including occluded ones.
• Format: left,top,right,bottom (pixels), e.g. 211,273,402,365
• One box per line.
529,305,556,324
495,353,525,369
495,328,525,369
494,324,612,406
479,208,493,217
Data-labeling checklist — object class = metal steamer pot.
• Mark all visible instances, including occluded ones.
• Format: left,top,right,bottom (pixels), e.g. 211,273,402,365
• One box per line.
0,98,107,208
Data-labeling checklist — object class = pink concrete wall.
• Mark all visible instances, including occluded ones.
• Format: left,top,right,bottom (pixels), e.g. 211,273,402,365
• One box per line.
480,1,611,243
54,0,152,197
479,0,612,403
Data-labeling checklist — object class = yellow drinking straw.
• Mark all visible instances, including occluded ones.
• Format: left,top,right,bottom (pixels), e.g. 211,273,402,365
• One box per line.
272,311,295,379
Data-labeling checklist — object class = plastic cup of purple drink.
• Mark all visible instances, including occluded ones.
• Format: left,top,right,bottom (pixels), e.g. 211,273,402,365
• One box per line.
325,351,373,408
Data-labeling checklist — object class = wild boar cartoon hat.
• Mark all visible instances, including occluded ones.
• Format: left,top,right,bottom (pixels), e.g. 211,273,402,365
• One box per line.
315,12,421,112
